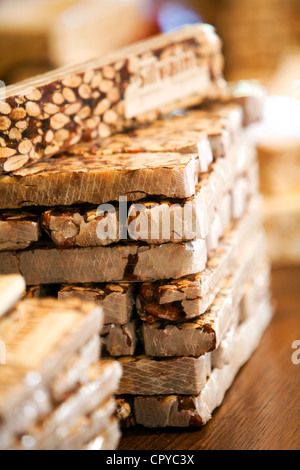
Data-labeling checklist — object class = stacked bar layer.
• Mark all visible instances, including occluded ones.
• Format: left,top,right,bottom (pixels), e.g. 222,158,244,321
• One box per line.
0,283,122,450
0,65,271,437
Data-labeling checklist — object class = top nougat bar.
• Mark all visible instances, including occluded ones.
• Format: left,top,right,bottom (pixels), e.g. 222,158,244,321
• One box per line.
0,24,224,174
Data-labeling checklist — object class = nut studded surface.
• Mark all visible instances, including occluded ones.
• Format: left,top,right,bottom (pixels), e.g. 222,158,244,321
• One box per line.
0,152,199,208
0,24,224,174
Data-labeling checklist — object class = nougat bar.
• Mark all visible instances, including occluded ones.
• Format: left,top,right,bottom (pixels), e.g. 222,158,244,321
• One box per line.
102,321,138,357
0,274,25,318
82,418,121,451
50,335,101,403
0,24,224,174
142,291,233,357
40,150,238,248
131,297,272,428
141,234,267,357
17,361,122,450
58,283,135,325
0,239,207,285
136,204,262,323
0,210,40,251
117,354,211,396
0,298,103,435
56,399,116,451
87,101,244,163
0,151,200,209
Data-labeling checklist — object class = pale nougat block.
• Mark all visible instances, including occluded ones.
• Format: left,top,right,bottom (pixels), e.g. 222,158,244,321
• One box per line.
0,298,103,435
0,274,25,318
0,210,40,251
56,399,116,451
141,232,268,356
59,283,135,325
0,151,200,209
0,238,207,285
17,361,122,450
82,418,121,451
102,321,138,357
132,297,273,428
117,354,211,396
50,335,101,403
0,366,52,439
142,292,233,357
137,206,263,323
137,199,261,311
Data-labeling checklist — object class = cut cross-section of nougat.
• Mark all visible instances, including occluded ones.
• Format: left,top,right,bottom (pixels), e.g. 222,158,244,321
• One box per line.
0,298,103,436
142,291,233,357
0,152,200,209
50,335,101,403
141,233,268,356
117,354,211,396
56,399,116,451
82,418,121,451
0,274,25,318
15,361,122,450
101,321,139,357
58,283,135,325
0,24,224,174
0,238,207,285
137,204,262,323
0,210,40,251
131,296,273,428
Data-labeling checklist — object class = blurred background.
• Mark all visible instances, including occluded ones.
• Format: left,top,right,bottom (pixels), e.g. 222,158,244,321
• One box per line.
0,0,299,267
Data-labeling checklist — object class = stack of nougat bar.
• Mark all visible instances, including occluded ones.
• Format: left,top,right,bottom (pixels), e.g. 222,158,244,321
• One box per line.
0,274,122,450
0,24,272,437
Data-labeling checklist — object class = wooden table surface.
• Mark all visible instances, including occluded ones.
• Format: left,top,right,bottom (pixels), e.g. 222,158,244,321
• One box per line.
119,266,300,451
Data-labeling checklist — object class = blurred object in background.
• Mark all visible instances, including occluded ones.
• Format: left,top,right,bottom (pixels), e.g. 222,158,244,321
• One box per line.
150,0,300,83
248,95,300,267
49,0,156,67
209,0,300,82
0,0,156,84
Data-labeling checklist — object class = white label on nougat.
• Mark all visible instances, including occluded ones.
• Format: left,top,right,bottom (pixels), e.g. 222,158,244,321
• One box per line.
125,51,210,119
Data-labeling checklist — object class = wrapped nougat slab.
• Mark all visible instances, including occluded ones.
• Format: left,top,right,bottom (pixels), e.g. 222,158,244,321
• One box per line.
0,151,200,209
0,210,40,251
130,297,272,428
50,335,101,403
0,298,103,435
0,238,207,285
0,24,224,174
137,206,263,323
59,283,135,325
142,291,233,357
141,234,267,357
15,361,122,451
82,418,121,451
0,274,25,318
101,321,139,357
117,354,211,396
56,399,116,451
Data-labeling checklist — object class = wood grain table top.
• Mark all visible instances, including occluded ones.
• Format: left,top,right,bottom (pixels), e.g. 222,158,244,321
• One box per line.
119,266,300,450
